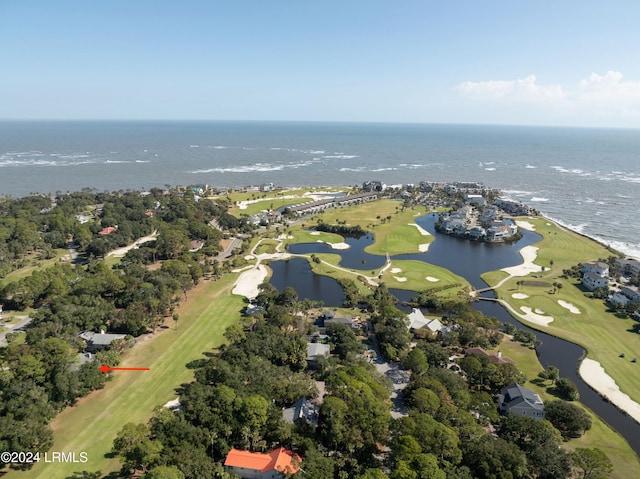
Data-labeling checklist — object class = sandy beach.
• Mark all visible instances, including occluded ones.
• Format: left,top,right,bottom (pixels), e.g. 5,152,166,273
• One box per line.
580,358,640,424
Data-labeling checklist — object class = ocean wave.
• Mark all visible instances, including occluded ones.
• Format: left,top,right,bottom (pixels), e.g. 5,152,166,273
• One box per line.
210,146,228,149
530,197,549,202
525,164,537,169
338,167,366,172
190,160,313,174
105,160,131,164
484,167,496,171
398,163,425,169
502,189,535,196
322,155,359,159
552,166,570,173
370,167,398,172
136,160,151,163
189,145,199,148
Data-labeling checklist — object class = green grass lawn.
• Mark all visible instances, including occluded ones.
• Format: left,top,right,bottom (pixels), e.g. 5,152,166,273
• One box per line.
311,199,430,255
254,239,280,255
381,259,470,295
0,249,69,286
487,337,640,479
226,187,350,216
483,216,640,406
8,274,244,479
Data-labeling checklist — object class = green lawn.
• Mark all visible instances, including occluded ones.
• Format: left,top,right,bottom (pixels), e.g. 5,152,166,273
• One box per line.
0,249,69,286
487,337,640,479
483,216,640,406
310,199,430,255
380,259,470,295
226,187,350,216
8,274,244,479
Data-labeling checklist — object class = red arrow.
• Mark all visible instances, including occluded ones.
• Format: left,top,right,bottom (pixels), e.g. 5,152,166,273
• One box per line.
99,364,150,374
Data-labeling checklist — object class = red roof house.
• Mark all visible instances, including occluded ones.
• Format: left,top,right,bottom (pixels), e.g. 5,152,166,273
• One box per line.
98,226,117,235
224,447,301,478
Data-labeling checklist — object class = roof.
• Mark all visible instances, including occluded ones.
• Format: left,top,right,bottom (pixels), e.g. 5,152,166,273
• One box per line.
499,383,544,413
282,397,319,425
91,333,126,346
307,342,330,360
465,347,515,365
224,447,300,474
98,226,117,235
407,308,428,330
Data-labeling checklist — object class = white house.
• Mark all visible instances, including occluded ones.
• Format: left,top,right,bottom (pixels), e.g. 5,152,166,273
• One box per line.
582,272,609,291
582,261,609,278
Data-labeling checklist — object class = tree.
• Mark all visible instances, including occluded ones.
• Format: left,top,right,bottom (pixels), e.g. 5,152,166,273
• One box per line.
545,400,592,439
538,365,559,385
571,448,613,479
143,466,185,479
556,378,580,401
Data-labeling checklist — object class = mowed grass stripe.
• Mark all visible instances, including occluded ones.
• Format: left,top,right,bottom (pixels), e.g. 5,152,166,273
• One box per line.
10,275,243,479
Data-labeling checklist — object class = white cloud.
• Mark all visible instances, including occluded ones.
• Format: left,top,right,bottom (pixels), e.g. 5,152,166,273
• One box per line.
456,71,640,126
457,75,565,101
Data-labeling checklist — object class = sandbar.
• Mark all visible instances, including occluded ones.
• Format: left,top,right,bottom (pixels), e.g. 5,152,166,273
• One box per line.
558,300,581,314
580,358,640,424
232,264,268,299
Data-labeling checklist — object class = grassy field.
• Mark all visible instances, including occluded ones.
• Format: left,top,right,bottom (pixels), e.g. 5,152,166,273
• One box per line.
311,199,431,255
487,337,640,479
6,274,244,479
225,187,350,216
380,259,470,295
0,249,69,286
482,216,640,406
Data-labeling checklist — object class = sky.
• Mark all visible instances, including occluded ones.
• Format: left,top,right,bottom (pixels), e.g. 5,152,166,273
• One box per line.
1,0,640,128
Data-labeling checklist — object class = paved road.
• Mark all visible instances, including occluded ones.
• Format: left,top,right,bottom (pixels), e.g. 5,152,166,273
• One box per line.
0,315,33,346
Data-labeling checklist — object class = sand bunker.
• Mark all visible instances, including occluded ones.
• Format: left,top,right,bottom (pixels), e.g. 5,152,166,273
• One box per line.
418,243,430,252
394,276,407,282
310,231,320,235
408,223,431,236
425,276,440,282
390,268,402,273
244,255,255,260
579,359,640,424
515,220,536,231
535,308,545,314
233,265,268,299
328,242,350,250
511,293,529,299
558,300,581,314
519,306,554,326
501,246,540,277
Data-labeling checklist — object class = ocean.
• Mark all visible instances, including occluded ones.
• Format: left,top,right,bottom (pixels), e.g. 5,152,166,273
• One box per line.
1,120,639,259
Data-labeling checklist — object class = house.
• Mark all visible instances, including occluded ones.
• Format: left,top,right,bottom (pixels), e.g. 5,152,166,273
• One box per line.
465,194,486,207
465,347,515,365
615,258,640,277
498,383,545,420
306,342,330,368
282,397,319,426
189,240,204,252
582,261,609,278
620,286,640,302
582,272,609,291
79,331,127,352
362,180,386,192
98,226,117,235
224,447,301,479
406,308,443,334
